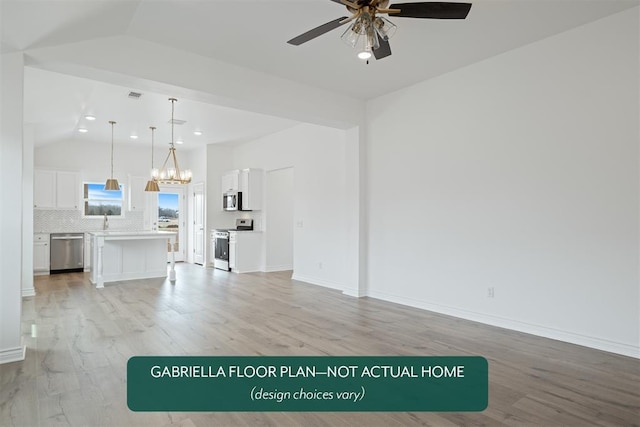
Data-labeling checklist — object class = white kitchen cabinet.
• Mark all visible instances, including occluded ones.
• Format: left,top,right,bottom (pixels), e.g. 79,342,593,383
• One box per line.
128,175,148,211
238,168,263,211
33,233,50,274
229,232,237,270
229,231,262,273
221,170,239,194
34,170,56,208
55,171,80,209
34,169,80,210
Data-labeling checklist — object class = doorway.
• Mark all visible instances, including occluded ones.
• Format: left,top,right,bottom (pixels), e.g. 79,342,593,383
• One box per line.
192,182,205,265
265,167,294,271
158,186,186,262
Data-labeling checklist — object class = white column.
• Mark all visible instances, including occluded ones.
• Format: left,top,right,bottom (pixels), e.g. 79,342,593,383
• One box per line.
0,51,26,364
96,237,104,289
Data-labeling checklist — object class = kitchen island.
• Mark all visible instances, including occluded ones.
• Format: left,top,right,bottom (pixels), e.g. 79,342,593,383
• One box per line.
89,231,177,288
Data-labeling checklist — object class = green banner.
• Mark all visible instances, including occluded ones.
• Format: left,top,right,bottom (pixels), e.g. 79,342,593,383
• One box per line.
127,356,488,412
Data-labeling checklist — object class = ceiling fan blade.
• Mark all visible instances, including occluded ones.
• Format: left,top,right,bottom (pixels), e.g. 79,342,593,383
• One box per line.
287,17,350,46
373,35,392,60
387,2,472,19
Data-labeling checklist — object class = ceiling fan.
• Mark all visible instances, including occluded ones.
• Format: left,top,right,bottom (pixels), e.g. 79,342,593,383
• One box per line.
287,1,472,61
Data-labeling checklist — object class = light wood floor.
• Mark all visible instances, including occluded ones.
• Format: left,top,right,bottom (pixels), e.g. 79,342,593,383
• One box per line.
1,264,638,426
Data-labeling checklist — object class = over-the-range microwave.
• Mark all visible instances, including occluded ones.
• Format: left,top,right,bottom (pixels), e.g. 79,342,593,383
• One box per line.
223,191,243,211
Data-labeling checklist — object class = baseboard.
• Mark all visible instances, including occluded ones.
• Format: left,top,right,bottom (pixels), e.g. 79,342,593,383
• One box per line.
291,274,344,292
0,344,26,365
22,287,35,297
232,268,262,274
342,287,366,298
264,264,293,273
368,289,640,359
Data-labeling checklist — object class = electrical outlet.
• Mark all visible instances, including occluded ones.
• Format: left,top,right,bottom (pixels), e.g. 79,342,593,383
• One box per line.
318,262,323,270
487,287,495,298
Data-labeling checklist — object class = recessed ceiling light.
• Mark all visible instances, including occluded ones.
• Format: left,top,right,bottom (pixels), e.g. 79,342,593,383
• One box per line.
176,140,184,145
78,128,88,133
130,135,138,140
84,115,96,121
193,130,202,136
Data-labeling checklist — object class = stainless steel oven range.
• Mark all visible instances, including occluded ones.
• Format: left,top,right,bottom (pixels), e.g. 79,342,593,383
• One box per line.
213,219,253,271
213,229,231,271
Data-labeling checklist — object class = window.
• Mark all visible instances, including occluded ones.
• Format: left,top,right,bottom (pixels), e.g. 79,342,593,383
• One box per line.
83,182,124,216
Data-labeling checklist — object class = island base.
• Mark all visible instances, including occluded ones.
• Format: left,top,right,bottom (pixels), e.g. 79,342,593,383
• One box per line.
89,231,177,288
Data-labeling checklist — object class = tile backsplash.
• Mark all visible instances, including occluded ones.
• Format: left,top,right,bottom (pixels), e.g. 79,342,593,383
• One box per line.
34,210,145,234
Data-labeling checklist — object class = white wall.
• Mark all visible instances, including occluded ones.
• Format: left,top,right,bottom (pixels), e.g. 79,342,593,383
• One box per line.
35,138,157,181
366,8,639,357
228,123,354,290
265,167,294,271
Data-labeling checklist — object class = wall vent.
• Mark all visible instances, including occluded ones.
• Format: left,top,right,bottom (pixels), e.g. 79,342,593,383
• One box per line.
128,91,143,99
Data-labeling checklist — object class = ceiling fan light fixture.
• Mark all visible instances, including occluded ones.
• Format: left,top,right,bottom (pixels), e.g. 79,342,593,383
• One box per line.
374,16,397,40
357,26,378,61
341,12,373,47
287,1,471,61
358,49,372,60
341,24,361,47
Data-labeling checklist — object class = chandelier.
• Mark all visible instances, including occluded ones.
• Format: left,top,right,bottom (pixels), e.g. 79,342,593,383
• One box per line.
152,98,192,185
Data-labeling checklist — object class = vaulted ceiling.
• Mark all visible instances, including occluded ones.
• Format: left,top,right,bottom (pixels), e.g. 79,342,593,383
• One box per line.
2,0,637,148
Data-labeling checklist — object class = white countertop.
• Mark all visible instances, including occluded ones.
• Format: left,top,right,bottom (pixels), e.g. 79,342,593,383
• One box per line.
89,230,177,239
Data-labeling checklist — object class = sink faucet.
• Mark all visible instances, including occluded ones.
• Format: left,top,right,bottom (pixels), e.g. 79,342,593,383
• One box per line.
103,214,109,230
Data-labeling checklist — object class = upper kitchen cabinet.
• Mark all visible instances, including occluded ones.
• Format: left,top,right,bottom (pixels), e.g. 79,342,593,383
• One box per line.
34,170,56,208
56,171,80,209
239,168,263,211
34,170,80,209
221,170,239,194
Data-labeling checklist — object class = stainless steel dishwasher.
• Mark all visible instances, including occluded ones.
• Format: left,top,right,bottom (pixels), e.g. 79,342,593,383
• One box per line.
50,233,84,273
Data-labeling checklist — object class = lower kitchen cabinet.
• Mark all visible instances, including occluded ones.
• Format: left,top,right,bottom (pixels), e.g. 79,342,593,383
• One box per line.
34,233,50,274
229,231,263,273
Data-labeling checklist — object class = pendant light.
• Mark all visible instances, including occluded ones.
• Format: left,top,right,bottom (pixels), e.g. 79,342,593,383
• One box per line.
144,126,160,192
156,98,192,184
104,121,120,191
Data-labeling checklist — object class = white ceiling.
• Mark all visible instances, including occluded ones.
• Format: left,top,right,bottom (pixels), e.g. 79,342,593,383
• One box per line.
3,0,638,148
23,66,301,148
